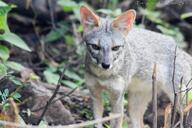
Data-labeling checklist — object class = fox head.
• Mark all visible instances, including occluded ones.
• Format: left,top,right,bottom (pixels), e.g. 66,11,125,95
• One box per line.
80,6,136,70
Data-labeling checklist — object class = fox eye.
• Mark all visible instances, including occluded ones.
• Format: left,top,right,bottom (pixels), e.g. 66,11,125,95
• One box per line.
112,46,121,51
90,44,101,50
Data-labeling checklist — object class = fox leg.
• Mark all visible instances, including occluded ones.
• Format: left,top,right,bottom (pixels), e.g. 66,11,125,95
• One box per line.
85,73,104,128
109,91,124,128
89,87,104,128
107,77,126,128
128,90,151,128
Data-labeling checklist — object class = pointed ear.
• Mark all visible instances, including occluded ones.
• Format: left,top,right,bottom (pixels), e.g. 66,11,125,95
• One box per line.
112,9,136,36
80,5,100,32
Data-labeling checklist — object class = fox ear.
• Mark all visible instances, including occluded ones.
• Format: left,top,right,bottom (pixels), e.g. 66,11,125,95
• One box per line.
112,9,136,36
80,5,100,32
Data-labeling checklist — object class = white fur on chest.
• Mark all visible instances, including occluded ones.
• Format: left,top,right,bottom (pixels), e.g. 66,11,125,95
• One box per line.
85,72,126,92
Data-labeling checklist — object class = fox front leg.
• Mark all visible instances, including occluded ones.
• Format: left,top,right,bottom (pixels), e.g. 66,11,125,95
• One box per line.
109,93,124,128
85,73,104,128
108,76,125,128
90,87,104,128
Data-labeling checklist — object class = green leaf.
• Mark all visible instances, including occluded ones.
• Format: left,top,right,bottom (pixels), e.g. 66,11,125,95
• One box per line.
0,63,7,75
0,44,9,61
4,88,9,97
103,124,110,128
97,8,121,17
64,70,82,81
45,29,63,43
10,78,23,86
43,70,59,85
0,2,14,32
6,61,25,72
0,32,31,51
0,11,10,32
97,9,112,15
77,25,83,33
0,3,29,51
188,90,192,102
157,25,175,35
62,80,78,89
12,92,21,100
38,120,48,128
0,1,8,6
2,102,10,111
139,8,166,25
44,22,68,43
58,0,78,12
146,0,157,11
181,12,192,19
64,35,74,45
45,30,61,43
30,73,40,80
0,6,12,16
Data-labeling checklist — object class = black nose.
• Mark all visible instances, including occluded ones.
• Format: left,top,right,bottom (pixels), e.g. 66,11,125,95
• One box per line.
101,63,110,69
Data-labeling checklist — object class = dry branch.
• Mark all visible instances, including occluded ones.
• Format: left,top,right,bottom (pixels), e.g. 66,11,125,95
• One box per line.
171,46,178,127
152,64,157,128
0,114,121,128
179,77,184,128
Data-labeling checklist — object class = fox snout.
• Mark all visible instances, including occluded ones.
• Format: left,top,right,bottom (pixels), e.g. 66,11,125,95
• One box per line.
101,63,110,69
101,49,111,69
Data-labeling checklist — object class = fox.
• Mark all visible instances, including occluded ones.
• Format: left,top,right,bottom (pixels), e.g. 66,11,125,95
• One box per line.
80,5,192,128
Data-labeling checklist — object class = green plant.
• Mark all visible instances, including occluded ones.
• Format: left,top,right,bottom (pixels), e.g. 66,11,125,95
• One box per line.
0,1,30,113
181,12,192,19
43,64,84,88
0,1,30,76
0,1,31,51
0,88,21,111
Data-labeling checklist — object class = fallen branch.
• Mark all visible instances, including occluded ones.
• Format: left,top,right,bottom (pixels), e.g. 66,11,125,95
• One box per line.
0,114,121,128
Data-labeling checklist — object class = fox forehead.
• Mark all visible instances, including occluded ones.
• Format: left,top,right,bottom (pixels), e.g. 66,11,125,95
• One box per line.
83,19,125,46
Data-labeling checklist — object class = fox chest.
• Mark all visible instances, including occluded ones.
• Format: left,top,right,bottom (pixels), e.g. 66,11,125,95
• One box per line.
85,72,127,92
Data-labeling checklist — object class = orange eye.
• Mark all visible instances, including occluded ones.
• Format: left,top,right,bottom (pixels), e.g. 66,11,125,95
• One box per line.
112,46,121,51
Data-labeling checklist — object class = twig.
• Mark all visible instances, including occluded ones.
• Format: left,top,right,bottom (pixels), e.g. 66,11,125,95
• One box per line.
176,78,192,93
171,46,178,127
152,63,157,128
186,80,189,106
0,114,121,128
36,65,69,124
179,77,184,128
173,121,180,128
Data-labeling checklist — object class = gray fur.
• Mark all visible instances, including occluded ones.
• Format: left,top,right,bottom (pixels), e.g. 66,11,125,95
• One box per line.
83,17,192,128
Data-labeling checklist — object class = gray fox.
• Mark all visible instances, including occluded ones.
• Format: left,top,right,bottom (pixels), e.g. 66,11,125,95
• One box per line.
80,5,192,128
